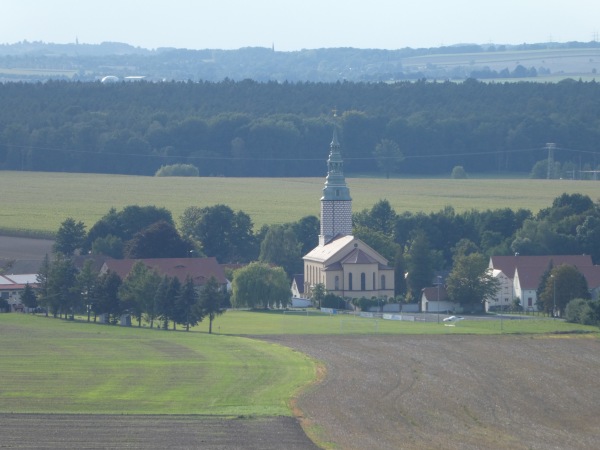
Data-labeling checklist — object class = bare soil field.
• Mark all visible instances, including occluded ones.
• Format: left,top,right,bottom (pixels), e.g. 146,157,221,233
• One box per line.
3,334,598,449
0,414,318,450
266,334,600,450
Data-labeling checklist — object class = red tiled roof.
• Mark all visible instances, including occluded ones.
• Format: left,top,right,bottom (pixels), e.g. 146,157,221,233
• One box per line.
421,286,448,302
490,255,593,278
103,257,227,286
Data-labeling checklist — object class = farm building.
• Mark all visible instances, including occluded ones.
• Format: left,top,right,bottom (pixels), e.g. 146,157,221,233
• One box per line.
0,274,38,312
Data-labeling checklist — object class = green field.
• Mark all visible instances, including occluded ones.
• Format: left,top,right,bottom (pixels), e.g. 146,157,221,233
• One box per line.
2,171,599,236
0,314,315,415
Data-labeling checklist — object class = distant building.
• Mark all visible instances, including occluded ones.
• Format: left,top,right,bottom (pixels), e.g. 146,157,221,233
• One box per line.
101,257,228,292
302,130,394,301
488,254,600,311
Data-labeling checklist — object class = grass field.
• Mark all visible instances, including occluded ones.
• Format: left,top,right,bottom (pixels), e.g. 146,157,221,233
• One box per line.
2,170,600,236
0,314,315,416
206,309,599,335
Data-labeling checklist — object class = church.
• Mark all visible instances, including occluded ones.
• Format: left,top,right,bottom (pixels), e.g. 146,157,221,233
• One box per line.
302,129,395,301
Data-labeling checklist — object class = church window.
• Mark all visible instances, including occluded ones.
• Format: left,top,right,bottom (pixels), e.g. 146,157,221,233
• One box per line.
349,273,353,290
335,275,339,290
372,273,376,289
381,275,386,290
361,273,366,290
336,189,340,197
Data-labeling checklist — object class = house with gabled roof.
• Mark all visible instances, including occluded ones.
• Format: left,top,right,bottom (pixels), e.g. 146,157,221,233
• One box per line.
101,257,227,290
302,130,395,301
489,254,599,311
0,274,38,312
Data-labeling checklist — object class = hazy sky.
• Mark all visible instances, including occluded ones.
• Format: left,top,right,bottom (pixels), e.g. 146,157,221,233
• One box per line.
2,0,599,51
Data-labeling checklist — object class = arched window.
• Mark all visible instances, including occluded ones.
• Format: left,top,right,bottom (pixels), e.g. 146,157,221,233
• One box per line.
349,273,353,290
372,273,376,289
361,273,366,291
335,275,339,290
381,275,386,290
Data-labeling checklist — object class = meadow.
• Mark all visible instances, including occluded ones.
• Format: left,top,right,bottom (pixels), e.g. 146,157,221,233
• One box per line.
0,313,315,416
2,170,600,236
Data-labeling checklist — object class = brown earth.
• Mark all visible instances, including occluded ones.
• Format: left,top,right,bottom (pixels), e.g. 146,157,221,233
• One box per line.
266,334,600,450
3,334,599,449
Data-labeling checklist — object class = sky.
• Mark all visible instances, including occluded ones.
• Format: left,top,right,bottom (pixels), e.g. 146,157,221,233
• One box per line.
2,0,599,51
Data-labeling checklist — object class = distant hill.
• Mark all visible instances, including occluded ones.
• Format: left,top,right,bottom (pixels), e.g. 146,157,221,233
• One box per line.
0,40,599,83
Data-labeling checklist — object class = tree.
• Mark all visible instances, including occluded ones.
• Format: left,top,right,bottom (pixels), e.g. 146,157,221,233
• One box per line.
310,283,326,309
291,215,320,255
373,139,404,179
538,265,590,316
154,275,172,329
451,166,468,179
180,205,257,263
36,254,51,316
76,259,99,322
20,283,37,311
124,220,191,258
175,276,202,331
231,262,290,309
94,271,122,324
46,254,79,318
259,224,302,277
91,234,124,258
118,261,161,326
405,231,435,300
54,217,86,256
199,276,225,334
446,253,500,311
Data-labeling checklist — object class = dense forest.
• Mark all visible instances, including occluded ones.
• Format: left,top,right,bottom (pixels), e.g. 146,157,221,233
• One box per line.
1,78,600,177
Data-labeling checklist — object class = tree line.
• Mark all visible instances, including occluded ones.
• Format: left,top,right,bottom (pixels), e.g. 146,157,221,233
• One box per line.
1,79,600,177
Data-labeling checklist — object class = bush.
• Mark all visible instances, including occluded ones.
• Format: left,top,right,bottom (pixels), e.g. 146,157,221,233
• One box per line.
565,298,600,325
321,293,346,309
451,166,468,179
155,164,199,177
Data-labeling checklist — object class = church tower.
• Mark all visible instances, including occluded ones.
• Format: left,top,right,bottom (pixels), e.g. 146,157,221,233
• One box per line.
319,128,352,246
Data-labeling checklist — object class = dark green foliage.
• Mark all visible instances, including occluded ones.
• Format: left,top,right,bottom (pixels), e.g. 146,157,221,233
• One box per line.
231,262,290,309
180,205,257,263
93,270,122,323
20,283,37,310
123,220,191,258
84,206,174,254
2,79,600,176
565,298,600,325
321,293,346,309
446,253,500,310
54,218,86,256
175,276,202,331
259,224,302,277
199,276,226,334
538,265,590,316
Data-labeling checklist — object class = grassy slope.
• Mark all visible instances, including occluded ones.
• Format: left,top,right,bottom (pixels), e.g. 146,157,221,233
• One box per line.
0,314,315,415
2,171,600,236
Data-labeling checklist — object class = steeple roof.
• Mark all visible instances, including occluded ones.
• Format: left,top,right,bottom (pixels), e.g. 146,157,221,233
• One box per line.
321,128,351,201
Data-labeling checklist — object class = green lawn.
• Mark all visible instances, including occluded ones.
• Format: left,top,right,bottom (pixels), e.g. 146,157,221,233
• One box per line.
207,309,600,336
2,171,600,236
0,314,315,416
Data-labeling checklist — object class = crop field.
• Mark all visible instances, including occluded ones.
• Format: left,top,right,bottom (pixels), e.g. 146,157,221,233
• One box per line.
2,170,600,236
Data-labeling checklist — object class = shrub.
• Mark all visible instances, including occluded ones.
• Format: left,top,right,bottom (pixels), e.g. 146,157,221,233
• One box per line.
565,298,600,325
451,166,468,179
155,164,199,177
321,293,346,309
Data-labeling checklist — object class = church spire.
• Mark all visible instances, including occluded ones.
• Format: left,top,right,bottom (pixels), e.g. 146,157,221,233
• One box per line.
319,127,352,246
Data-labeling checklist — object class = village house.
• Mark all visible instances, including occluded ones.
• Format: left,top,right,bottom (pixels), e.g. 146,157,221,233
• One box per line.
101,257,228,292
489,254,600,312
0,274,39,312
